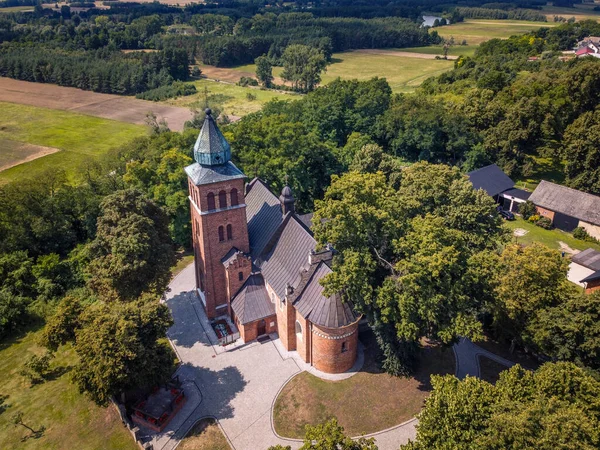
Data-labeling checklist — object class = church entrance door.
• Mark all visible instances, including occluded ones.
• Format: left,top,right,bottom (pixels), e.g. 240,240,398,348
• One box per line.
257,319,266,336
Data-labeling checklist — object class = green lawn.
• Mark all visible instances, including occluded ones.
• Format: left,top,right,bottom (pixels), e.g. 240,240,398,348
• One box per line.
0,102,147,184
514,156,566,191
165,78,299,117
238,51,454,93
0,328,137,450
399,45,478,57
436,19,556,45
273,331,455,438
504,217,600,253
179,418,230,450
0,6,34,12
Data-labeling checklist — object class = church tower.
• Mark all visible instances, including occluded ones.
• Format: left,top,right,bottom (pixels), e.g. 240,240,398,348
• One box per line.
185,109,249,319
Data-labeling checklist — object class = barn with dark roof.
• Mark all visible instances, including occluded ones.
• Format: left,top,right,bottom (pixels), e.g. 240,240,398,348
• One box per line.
185,110,360,374
529,181,600,238
467,164,531,212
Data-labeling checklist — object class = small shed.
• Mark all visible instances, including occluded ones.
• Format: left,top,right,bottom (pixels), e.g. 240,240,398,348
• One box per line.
569,248,600,293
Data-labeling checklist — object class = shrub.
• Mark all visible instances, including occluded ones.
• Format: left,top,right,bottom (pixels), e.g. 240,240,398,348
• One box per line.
19,351,53,384
246,92,257,101
238,77,258,87
573,226,600,243
528,214,540,223
136,82,197,102
536,217,553,229
519,200,537,220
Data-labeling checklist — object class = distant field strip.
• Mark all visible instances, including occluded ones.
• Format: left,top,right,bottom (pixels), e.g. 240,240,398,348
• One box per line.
436,19,557,45
0,77,193,131
0,102,147,184
0,139,60,172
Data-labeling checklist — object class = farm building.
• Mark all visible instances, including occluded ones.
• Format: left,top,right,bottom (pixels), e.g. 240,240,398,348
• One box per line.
528,181,600,239
568,248,600,293
575,36,600,58
467,164,530,212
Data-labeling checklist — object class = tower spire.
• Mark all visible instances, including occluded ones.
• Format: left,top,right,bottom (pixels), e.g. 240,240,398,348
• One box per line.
193,109,231,166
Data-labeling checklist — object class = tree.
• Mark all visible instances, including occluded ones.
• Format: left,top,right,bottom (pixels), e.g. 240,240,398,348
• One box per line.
87,189,175,302
490,243,569,348
40,294,85,351
313,163,504,374
528,290,600,371
255,55,273,88
281,44,327,93
403,362,600,450
562,107,600,195
268,419,377,450
72,299,175,406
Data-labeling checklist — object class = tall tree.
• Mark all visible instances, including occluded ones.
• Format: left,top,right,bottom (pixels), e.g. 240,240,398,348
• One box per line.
403,362,600,450
87,189,175,302
281,44,327,93
255,55,273,88
72,299,175,406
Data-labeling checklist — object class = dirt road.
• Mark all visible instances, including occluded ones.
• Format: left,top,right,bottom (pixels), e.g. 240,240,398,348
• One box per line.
0,77,194,131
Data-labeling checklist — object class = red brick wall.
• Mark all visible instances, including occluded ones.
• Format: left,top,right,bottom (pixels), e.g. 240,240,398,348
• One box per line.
311,321,359,374
234,314,277,342
295,312,311,364
189,178,249,319
273,284,297,351
224,253,252,306
536,206,555,222
585,279,600,294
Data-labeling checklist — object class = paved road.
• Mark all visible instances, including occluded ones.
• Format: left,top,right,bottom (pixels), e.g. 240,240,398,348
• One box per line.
154,263,509,450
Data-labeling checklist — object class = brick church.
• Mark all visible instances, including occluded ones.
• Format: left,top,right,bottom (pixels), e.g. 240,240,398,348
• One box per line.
185,110,360,374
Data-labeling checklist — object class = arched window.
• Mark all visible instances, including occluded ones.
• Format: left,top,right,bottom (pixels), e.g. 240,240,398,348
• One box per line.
207,192,215,211
219,190,227,209
230,188,239,206
218,226,224,242
295,321,303,341
341,342,348,353
238,271,244,281
226,224,233,240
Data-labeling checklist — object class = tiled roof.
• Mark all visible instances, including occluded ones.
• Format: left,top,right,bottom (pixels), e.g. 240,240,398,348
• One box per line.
467,164,514,197
259,215,316,301
529,181,600,226
572,248,600,271
245,178,284,259
231,274,275,324
185,161,245,186
294,262,358,328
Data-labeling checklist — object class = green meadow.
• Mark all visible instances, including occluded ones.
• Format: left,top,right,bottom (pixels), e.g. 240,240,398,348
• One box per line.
0,102,147,184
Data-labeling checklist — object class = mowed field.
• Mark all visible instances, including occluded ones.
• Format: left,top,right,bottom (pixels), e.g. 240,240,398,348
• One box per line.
0,328,137,450
165,78,300,117
0,77,194,131
436,19,557,45
0,101,147,184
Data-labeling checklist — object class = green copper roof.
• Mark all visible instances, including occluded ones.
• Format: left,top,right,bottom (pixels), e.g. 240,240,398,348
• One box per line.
193,109,231,166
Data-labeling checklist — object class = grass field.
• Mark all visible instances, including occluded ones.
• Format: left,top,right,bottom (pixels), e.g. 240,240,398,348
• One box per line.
165,78,299,117
179,418,230,450
504,217,600,253
273,331,455,438
436,19,557,45
0,5,34,12
399,45,478,58
540,4,600,22
0,327,137,450
0,102,147,184
0,139,59,172
236,51,455,93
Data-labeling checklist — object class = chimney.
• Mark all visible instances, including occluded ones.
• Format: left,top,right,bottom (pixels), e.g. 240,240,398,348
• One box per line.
308,244,333,265
279,185,295,215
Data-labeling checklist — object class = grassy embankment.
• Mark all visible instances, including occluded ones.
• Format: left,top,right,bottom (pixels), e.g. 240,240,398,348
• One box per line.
0,102,147,184
0,328,137,450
